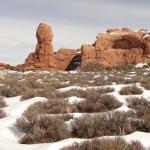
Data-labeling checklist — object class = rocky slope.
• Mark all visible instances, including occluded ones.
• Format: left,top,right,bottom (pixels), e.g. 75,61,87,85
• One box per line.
1,24,150,71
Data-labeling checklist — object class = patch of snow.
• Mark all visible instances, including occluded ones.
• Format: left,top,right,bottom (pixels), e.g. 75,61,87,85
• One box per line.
0,96,48,150
114,105,133,112
69,71,78,74
0,79,150,150
142,31,150,41
124,131,150,148
135,63,147,68
4,97,47,117
67,96,85,104
88,80,95,83
22,71,33,75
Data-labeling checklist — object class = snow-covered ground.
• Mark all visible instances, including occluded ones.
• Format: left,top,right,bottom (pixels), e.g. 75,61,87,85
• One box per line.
0,68,150,150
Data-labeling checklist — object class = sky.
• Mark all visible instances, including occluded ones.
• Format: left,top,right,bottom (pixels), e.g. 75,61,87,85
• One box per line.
0,0,150,65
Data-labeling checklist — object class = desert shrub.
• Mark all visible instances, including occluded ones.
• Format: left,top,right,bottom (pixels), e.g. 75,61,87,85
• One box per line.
42,78,67,89
22,79,44,89
18,116,71,144
74,95,121,113
82,61,105,72
0,86,15,97
0,84,32,97
94,75,139,86
0,109,6,118
119,86,143,95
37,86,58,99
19,133,35,144
22,101,48,118
61,137,146,150
0,97,6,108
60,88,115,100
23,99,76,118
127,97,149,109
71,112,136,138
142,115,150,132
16,114,73,133
41,99,74,114
127,97,150,118
24,95,121,117
114,64,135,72
108,76,129,85
141,79,150,90
2,77,18,86
127,97,150,132
0,77,57,98
21,88,37,100
16,115,37,133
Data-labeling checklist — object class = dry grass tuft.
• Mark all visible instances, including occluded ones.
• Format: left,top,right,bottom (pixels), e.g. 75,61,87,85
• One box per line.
71,112,135,138
17,116,71,144
61,137,146,150
0,109,6,119
0,97,6,108
120,86,143,95
74,95,122,113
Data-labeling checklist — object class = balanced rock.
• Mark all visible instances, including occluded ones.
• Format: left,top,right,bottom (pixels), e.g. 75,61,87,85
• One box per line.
16,23,78,71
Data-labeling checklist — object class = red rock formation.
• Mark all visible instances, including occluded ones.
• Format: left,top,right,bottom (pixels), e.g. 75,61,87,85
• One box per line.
0,63,14,70
81,28,150,68
55,48,79,71
16,23,78,71
142,31,150,55
1,24,150,71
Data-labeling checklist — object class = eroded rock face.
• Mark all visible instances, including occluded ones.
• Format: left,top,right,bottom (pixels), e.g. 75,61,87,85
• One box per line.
2,24,150,71
16,23,78,71
142,31,150,55
0,63,14,70
81,28,150,68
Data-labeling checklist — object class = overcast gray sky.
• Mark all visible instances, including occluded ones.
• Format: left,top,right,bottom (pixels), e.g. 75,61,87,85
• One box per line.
0,0,150,65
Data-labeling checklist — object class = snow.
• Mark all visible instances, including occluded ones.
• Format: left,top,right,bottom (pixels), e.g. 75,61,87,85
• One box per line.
124,132,150,148
114,105,133,112
0,96,48,150
142,31,150,41
0,71,150,150
135,63,147,68
66,96,85,104
22,71,33,75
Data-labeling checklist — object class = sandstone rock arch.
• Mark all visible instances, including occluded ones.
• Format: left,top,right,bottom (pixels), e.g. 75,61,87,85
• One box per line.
112,35,142,49
112,38,132,49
